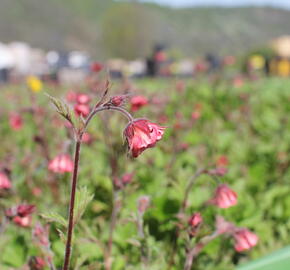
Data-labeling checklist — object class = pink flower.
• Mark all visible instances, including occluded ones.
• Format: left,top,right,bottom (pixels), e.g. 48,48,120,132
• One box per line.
17,204,36,217
188,212,203,227
113,173,134,189
110,95,127,107
74,104,90,117
233,76,244,88
138,196,150,214
207,167,228,177
33,223,50,247
124,119,166,158
0,172,12,189
130,96,148,112
216,156,229,167
121,173,133,185
234,228,258,252
191,111,201,121
90,62,103,73
176,81,185,93
82,132,92,144
48,154,74,174
29,256,46,270
65,90,77,103
6,204,36,228
32,187,42,197
215,216,235,235
76,93,91,104
9,113,23,131
211,184,237,209
13,215,32,227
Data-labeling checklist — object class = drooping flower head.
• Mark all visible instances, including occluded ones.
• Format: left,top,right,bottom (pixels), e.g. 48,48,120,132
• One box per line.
0,171,12,190
48,154,74,174
65,90,78,103
6,204,36,228
233,228,258,252
74,103,90,117
76,93,91,105
17,204,36,217
33,223,50,248
211,184,237,209
124,119,166,158
130,96,148,112
28,256,46,270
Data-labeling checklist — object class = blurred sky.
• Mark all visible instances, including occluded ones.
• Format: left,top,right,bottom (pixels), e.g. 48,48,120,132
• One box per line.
141,0,290,8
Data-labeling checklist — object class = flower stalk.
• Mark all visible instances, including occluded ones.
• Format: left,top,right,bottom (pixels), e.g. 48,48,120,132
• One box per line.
62,139,81,270
49,91,164,269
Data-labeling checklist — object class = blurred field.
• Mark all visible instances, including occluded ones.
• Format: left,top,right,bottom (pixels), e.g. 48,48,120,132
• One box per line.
0,76,290,269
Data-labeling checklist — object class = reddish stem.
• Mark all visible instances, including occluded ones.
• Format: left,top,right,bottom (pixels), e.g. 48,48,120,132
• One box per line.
184,232,220,270
63,140,81,270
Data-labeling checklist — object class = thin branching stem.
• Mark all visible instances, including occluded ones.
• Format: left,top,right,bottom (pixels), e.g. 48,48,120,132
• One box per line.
184,231,220,270
62,105,134,270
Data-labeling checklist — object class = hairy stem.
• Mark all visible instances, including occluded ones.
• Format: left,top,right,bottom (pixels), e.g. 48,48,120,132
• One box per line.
62,105,133,270
180,168,205,214
105,190,121,270
167,168,205,270
63,140,81,270
85,105,134,131
184,232,220,270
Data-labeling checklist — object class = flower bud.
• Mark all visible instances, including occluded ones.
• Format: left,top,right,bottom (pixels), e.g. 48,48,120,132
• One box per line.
188,212,202,227
110,95,126,107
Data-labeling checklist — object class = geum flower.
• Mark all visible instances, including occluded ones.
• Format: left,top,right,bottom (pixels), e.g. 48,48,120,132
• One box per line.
0,171,12,189
48,154,74,174
130,95,148,112
76,93,91,104
124,119,166,158
188,212,203,237
9,113,23,131
6,204,36,227
74,103,90,117
210,184,237,209
233,228,258,252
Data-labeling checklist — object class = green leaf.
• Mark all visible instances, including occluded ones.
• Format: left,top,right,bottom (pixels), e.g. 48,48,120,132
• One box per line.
74,186,94,225
237,245,290,270
46,93,73,123
2,241,25,267
41,211,67,227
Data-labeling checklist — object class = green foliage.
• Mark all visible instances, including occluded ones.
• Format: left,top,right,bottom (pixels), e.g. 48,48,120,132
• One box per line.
0,77,290,269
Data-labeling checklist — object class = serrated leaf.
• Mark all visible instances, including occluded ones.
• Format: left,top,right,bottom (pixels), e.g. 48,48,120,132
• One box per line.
56,228,67,243
74,186,94,225
41,211,67,227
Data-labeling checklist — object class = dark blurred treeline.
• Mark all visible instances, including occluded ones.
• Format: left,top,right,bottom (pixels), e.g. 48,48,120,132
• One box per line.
1,0,290,59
